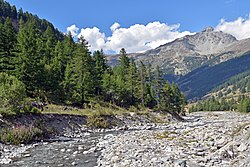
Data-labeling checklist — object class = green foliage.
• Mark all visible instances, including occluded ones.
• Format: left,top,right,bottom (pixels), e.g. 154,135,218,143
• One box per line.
188,96,248,112
87,113,110,128
159,82,186,114
178,53,250,99
0,126,42,145
0,72,26,116
0,3,186,116
0,17,17,75
238,97,250,112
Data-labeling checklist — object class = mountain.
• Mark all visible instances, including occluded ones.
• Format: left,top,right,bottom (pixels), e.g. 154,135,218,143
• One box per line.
0,0,64,41
176,52,250,100
107,27,250,76
206,69,250,99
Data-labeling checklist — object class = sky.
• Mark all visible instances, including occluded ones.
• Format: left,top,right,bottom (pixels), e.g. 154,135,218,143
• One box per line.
5,0,250,53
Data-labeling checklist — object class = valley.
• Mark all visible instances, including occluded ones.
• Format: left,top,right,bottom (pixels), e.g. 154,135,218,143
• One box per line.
0,0,250,167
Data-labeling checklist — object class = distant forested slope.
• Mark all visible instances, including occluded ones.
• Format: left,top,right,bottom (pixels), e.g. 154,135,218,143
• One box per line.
177,52,250,100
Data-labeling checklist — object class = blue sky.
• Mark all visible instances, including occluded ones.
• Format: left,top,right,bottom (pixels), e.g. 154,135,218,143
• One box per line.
5,0,250,53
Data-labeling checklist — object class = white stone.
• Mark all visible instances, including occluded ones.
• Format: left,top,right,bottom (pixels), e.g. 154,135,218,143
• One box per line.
237,143,247,152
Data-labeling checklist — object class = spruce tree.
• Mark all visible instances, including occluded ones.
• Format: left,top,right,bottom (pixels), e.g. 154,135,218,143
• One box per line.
0,17,17,75
93,49,108,96
64,36,94,106
17,19,45,96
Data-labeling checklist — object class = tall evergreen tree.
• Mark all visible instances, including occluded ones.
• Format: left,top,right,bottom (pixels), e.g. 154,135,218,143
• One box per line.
93,49,108,96
16,19,45,96
0,17,17,75
119,48,130,81
138,61,146,107
64,36,94,106
128,58,137,105
155,65,164,108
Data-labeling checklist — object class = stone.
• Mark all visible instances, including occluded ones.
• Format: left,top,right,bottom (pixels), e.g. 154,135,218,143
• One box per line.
174,159,187,167
23,154,31,157
71,161,77,166
111,155,120,163
237,143,247,152
78,145,84,150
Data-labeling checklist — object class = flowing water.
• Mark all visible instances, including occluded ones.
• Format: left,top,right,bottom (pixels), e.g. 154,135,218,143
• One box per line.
2,133,106,167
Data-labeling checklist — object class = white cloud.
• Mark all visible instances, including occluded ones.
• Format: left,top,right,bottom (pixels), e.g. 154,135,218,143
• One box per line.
77,27,106,51
110,22,120,32
72,21,194,53
66,24,79,37
215,15,250,40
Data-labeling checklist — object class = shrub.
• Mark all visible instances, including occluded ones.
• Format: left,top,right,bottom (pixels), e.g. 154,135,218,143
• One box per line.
0,126,42,145
0,73,26,116
87,113,110,128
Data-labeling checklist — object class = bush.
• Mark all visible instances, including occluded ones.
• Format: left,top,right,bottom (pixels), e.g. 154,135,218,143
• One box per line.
0,73,26,116
87,113,110,128
0,126,42,145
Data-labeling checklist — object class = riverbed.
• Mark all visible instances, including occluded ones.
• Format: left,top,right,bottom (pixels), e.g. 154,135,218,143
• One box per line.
1,111,250,167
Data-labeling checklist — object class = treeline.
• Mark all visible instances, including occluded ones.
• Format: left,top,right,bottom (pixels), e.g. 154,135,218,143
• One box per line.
0,0,64,40
212,69,250,97
0,0,186,115
189,96,250,112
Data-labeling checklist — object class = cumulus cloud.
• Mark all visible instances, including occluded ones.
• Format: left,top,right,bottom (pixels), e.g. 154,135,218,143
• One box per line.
77,27,106,50
66,24,79,37
73,21,194,53
215,15,250,40
110,22,120,32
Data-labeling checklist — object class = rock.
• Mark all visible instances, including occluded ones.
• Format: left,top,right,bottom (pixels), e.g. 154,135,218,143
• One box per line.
186,161,200,167
237,143,247,152
60,148,65,152
58,164,64,167
216,136,227,148
111,155,120,163
23,154,31,157
174,159,187,167
78,145,84,150
0,158,12,164
71,161,77,166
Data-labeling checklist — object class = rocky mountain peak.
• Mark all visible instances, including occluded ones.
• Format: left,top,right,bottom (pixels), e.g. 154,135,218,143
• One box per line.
107,26,249,76
202,26,214,32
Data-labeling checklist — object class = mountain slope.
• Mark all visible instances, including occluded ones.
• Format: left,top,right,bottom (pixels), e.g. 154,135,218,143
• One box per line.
206,69,250,98
107,27,250,75
177,52,250,100
0,0,64,41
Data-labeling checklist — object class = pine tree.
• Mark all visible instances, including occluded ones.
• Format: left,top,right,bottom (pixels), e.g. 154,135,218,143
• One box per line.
119,48,130,82
93,49,108,96
64,36,94,106
138,61,146,107
155,65,164,108
128,58,137,105
0,17,17,75
16,19,45,96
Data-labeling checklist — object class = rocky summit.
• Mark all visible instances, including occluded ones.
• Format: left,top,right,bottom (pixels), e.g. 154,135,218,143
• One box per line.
107,27,250,75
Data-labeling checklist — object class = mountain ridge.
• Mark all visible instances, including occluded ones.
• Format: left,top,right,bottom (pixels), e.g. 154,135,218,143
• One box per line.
107,27,250,76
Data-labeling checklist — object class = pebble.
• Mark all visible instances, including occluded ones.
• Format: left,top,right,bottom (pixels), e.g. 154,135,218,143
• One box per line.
95,111,250,167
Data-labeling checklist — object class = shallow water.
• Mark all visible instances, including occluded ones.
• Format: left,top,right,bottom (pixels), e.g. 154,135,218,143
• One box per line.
2,133,105,167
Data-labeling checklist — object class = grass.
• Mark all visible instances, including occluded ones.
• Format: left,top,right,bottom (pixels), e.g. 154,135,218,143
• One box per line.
42,103,163,128
0,126,43,145
42,103,131,117
155,131,178,140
